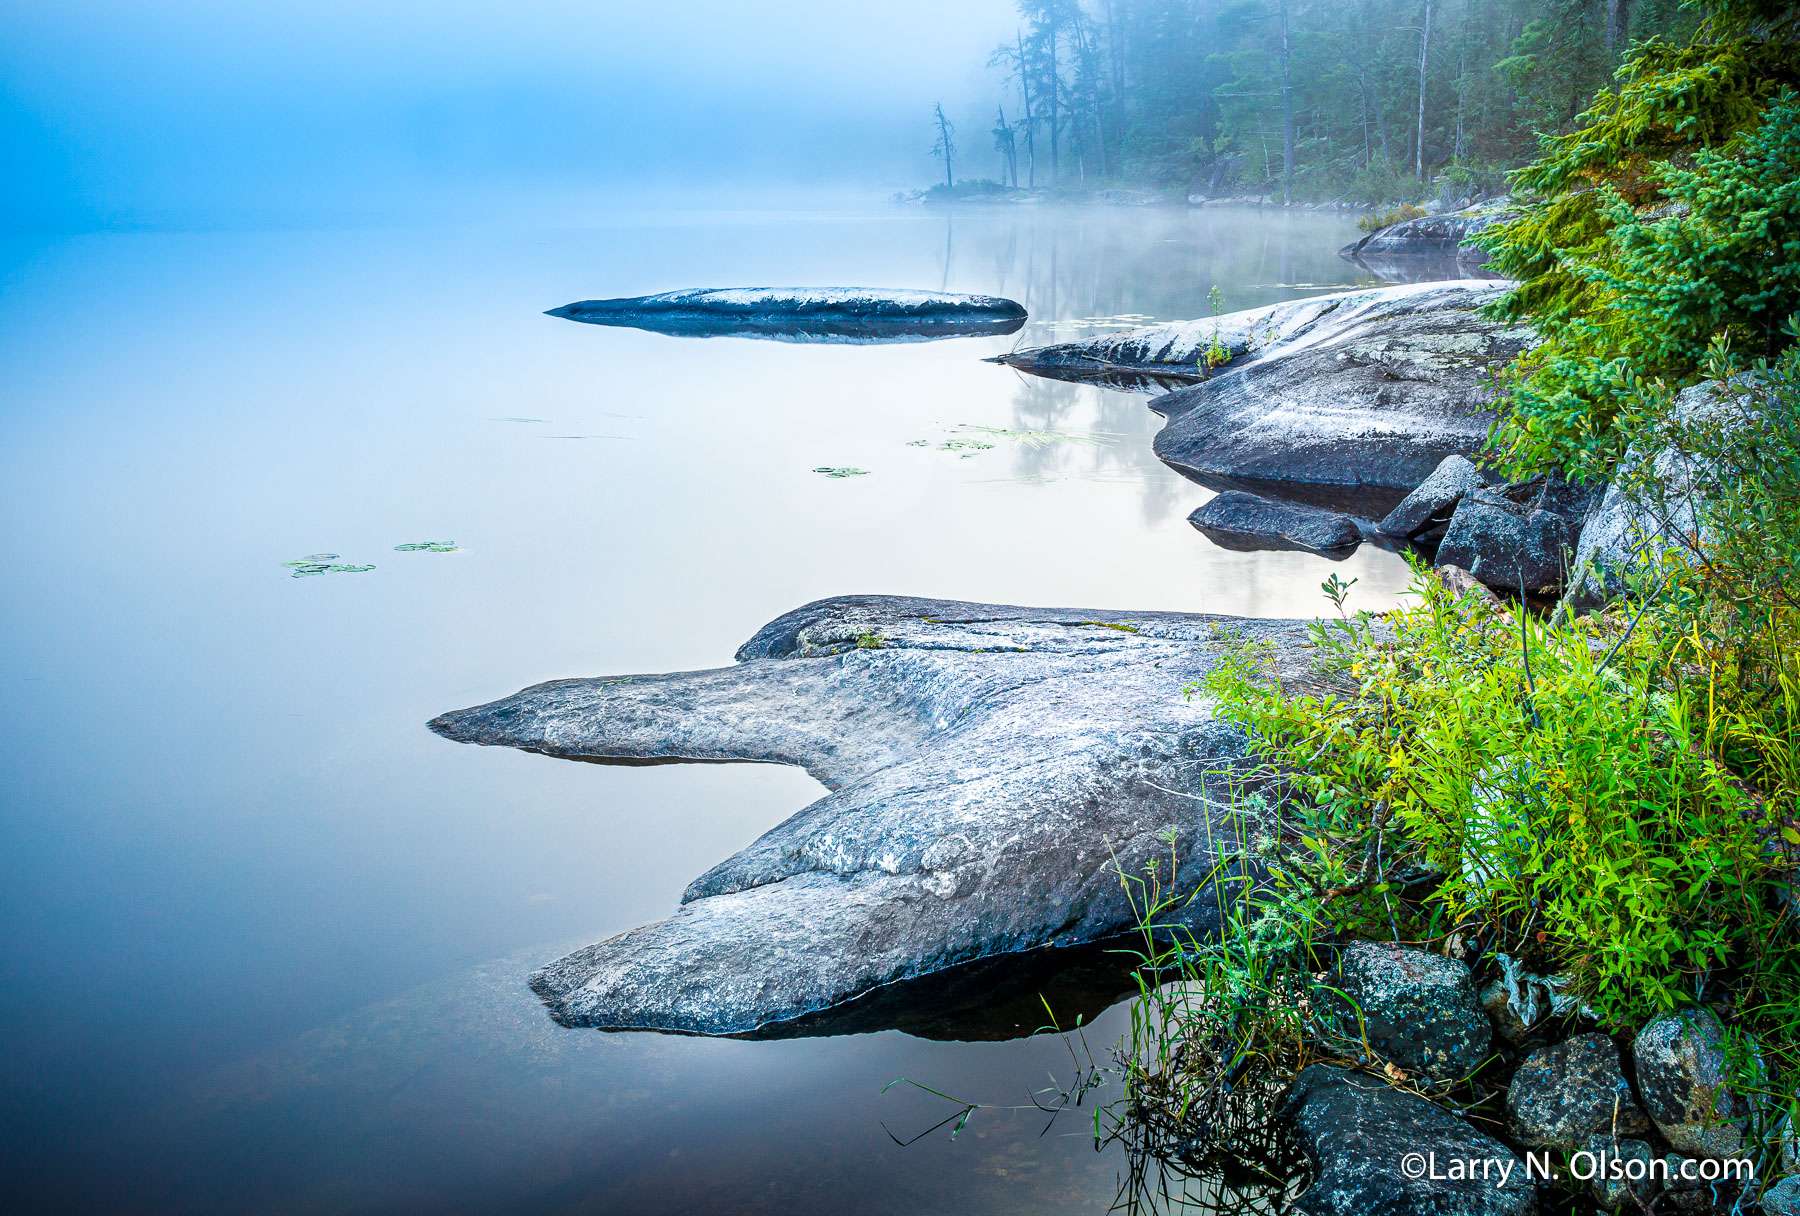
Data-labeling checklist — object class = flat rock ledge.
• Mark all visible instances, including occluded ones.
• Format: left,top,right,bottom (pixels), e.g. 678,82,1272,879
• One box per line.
992,281,1534,490
548,287,1027,341
430,594,1317,1035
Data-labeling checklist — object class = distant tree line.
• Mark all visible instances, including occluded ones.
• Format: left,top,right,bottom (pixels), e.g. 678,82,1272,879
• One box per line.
974,0,1697,202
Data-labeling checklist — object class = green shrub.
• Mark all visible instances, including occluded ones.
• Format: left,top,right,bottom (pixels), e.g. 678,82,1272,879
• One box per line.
1356,202,1426,233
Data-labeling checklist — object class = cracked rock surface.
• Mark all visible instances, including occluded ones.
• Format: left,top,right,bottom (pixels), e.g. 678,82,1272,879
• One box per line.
431,595,1316,1035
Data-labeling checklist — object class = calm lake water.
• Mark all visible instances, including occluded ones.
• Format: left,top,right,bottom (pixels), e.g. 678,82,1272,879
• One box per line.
0,203,1412,1214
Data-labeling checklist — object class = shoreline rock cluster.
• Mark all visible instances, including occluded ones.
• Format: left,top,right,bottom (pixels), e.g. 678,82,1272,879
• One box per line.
1279,941,1763,1215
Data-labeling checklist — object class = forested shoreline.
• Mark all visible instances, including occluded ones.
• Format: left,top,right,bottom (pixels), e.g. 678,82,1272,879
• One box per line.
931,0,1697,204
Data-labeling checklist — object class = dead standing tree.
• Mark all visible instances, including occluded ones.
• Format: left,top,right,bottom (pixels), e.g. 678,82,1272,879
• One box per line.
932,103,957,189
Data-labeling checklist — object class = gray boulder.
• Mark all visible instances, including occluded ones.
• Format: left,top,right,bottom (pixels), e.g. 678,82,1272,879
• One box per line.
1763,1177,1800,1216
1278,1065,1537,1216
1571,379,1751,603
1340,210,1515,261
430,595,1316,1035
1188,491,1363,555
992,281,1533,488
1577,1134,1658,1210
1506,1033,1651,1151
1379,454,1489,538
548,287,1027,342
1326,940,1492,1081
1633,1008,1750,1159
1436,487,1575,595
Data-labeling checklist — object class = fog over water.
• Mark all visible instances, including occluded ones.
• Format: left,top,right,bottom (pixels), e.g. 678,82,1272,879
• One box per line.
4,0,1030,229
3,5,1413,1213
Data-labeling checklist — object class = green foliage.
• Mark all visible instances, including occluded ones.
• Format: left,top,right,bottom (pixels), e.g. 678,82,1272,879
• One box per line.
1356,202,1426,233
1478,7,1800,476
1204,567,1800,1029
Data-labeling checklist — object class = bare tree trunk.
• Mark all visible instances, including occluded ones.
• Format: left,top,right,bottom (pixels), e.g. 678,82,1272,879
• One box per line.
1280,0,1294,206
1047,17,1061,185
1415,0,1433,182
1605,0,1625,50
935,103,954,188
1104,0,1126,166
1454,0,1470,161
1017,31,1038,189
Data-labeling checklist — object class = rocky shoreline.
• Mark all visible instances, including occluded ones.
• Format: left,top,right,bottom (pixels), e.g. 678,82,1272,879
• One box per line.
440,243,1745,1210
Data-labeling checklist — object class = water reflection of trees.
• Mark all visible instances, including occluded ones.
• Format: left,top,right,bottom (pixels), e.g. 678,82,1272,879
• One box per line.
938,204,1381,524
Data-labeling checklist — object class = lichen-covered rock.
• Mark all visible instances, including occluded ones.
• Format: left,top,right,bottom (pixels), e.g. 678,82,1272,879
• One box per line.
1570,380,1744,603
1278,1064,1537,1216
548,287,1027,341
1633,1008,1750,1159
992,281,1533,489
1506,1034,1651,1151
1188,490,1363,555
1478,956,1583,1042
1436,486,1575,595
431,595,1317,1035
1578,1134,1658,1210
1378,454,1489,539
1327,941,1492,1081
1762,1176,1800,1216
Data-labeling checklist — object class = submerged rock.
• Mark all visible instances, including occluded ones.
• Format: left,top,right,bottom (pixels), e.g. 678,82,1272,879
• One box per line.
994,281,1532,489
548,287,1027,342
1633,1008,1751,1160
1506,1034,1650,1151
1325,940,1492,1081
431,595,1316,1035
1188,490,1363,556
1278,1065,1537,1216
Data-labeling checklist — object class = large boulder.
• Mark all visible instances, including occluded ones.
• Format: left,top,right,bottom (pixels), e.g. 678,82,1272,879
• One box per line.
547,287,1027,341
991,281,1533,489
1435,486,1576,595
1326,941,1492,1081
430,595,1317,1035
1571,379,1751,603
1188,490,1363,555
1506,1033,1651,1151
1278,1064,1537,1216
1339,210,1516,283
1633,1008,1751,1159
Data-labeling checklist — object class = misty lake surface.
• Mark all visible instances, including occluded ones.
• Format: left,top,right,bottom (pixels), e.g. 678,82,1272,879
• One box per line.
0,202,1409,1214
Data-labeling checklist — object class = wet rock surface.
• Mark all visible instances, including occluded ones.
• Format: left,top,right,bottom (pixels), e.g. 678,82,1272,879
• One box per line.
1633,1008,1750,1159
1327,941,1493,1081
548,287,1027,342
431,594,1316,1035
1506,1033,1650,1151
1188,490,1363,555
1278,1064,1537,1216
995,281,1531,489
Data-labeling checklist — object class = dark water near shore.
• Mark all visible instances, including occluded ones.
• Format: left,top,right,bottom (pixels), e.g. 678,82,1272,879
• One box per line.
0,203,1411,1214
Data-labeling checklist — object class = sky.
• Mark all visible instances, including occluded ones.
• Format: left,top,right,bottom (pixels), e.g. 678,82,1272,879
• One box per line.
1,1,1024,229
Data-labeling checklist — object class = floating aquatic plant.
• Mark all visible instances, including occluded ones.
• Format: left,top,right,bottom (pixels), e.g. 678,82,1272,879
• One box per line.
394,541,458,553
950,424,1115,449
281,554,375,578
812,467,871,477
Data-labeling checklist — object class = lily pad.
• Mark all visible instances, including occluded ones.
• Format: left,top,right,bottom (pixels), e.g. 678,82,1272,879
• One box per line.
281,556,375,579
812,467,870,478
394,541,458,553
